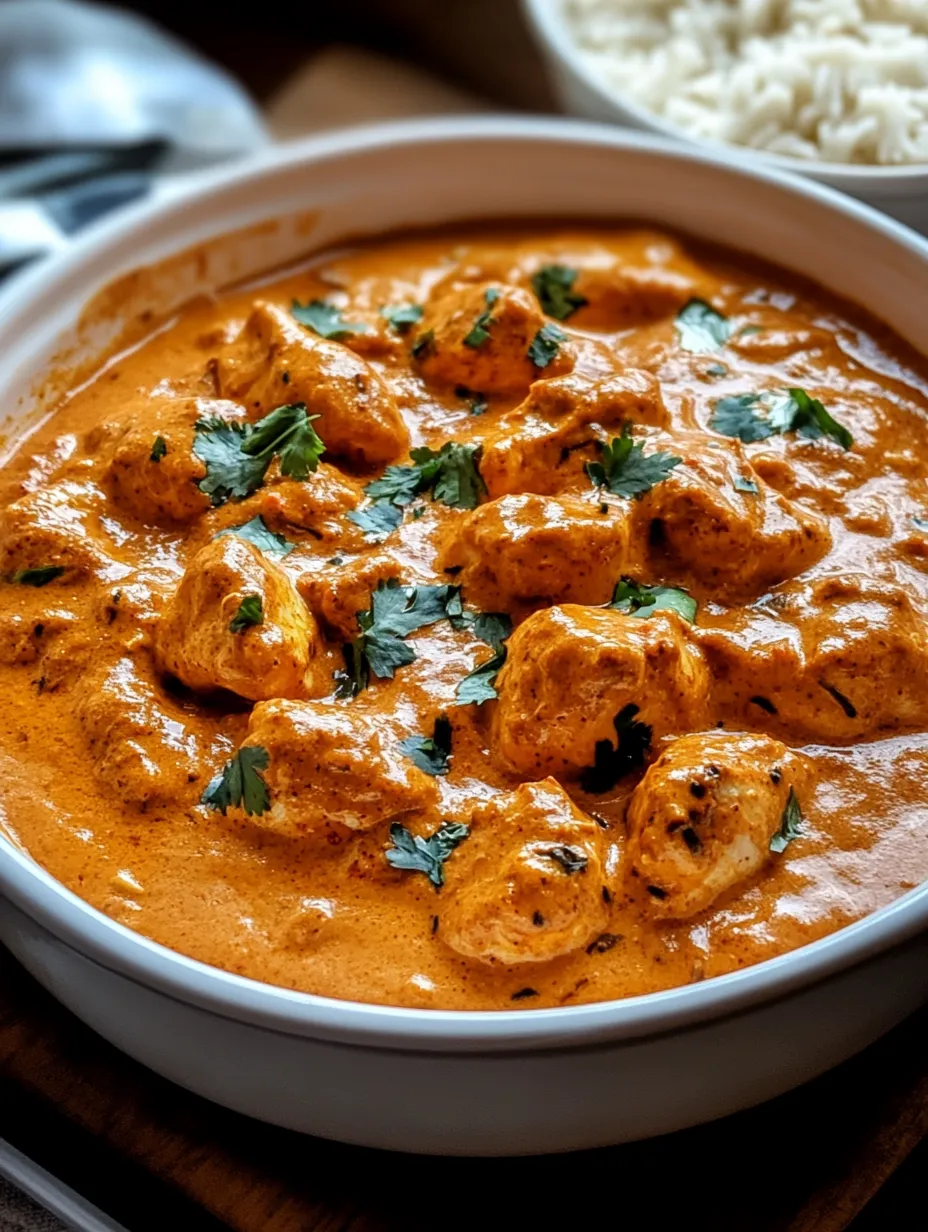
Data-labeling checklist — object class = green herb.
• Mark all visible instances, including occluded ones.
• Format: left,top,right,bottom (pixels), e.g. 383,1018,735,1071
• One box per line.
531,264,588,321
229,594,263,633
347,502,404,539
365,442,486,510
580,704,652,794
770,787,802,854
463,287,500,348
586,426,681,498
456,386,489,415
411,329,435,359
739,325,764,338
705,363,728,378
11,565,66,587
202,746,270,817
385,820,470,887
733,474,759,494
675,299,730,353
194,403,325,506
381,302,424,333
610,577,697,623
454,612,512,706
150,435,167,462
914,516,928,531
711,388,852,449
215,515,294,557
335,580,462,698
291,298,368,341
528,322,567,369
545,845,589,874
399,715,452,776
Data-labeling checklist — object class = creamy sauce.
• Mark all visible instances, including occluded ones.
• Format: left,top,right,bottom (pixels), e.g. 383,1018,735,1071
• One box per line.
2,224,928,1011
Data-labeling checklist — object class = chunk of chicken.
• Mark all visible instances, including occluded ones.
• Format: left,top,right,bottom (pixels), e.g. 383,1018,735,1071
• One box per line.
298,551,401,642
205,467,362,549
0,609,75,666
108,397,244,525
441,779,609,965
481,366,667,499
637,434,830,597
441,493,631,609
0,479,117,580
240,699,438,837
77,655,205,809
416,282,567,396
700,576,928,743
627,732,804,918
215,301,408,466
495,605,709,778
156,537,326,702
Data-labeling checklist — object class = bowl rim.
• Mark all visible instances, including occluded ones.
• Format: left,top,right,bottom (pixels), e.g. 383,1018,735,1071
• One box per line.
521,0,928,185
2,113,928,1053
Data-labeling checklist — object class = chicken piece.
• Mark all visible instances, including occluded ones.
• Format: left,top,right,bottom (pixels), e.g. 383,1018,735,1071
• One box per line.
0,479,117,581
441,493,631,609
442,779,609,965
215,301,407,466
0,609,75,666
205,467,362,550
239,699,438,837
156,537,325,702
637,434,830,597
627,732,804,918
700,576,928,743
480,366,667,498
108,397,245,525
415,282,568,396
77,655,205,809
495,605,709,778
298,551,402,642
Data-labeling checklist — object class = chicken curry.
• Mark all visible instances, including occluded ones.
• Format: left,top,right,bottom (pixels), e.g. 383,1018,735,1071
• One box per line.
2,224,928,1011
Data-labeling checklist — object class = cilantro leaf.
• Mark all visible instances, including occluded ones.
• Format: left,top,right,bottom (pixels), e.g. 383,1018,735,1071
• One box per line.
786,387,854,449
335,580,461,697
586,427,681,498
675,299,730,353
202,746,270,816
291,298,368,341
150,435,167,462
385,820,469,887
411,329,435,359
531,264,588,321
545,845,589,874
11,565,66,587
712,388,851,449
229,594,263,633
347,502,404,539
381,302,424,333
365,442,485,511
454,612,512,706
610,577,697,623
215,515,294,557
528,322,567,369
580,704,652,794
770,787,803,854
463,287,500,348
733,474,759,494
194,403,325,506
399,715,452,776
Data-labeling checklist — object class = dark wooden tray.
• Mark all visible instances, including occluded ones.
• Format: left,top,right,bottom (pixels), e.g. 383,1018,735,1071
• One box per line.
2,946,927,1231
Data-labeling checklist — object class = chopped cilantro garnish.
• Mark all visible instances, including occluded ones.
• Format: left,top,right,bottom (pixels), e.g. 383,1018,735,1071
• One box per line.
335,580,462,698
228,594,263,633
381,302,424,333
399,715,452,776
770,787,802,854
385,820,470,888
456,385,488,415
531,264,588,321
291,299,368,341
411,329,435,359
202,746,270,816
545,845,589,874
528,322,567,368
675,299,730,353
580,704,652,794
586,426,681,498
733,474,759,494
463,287,500,348
150,435,167,462
347,502,404,539
11,566,66,588
193,403,325,506
215,515,294,557
610,577,697,623
711,388,852,449
365,442,486,511
454,611,512,706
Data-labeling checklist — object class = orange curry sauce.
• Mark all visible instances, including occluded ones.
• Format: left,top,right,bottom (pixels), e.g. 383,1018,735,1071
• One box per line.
2,225,928,1010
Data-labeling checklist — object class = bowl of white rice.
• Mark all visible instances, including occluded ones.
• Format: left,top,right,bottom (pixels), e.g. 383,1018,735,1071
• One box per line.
522,0,928,230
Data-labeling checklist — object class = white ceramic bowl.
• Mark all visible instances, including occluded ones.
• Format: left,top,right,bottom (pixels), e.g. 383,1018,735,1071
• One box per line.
522,0,928,234
2,117,928,1156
